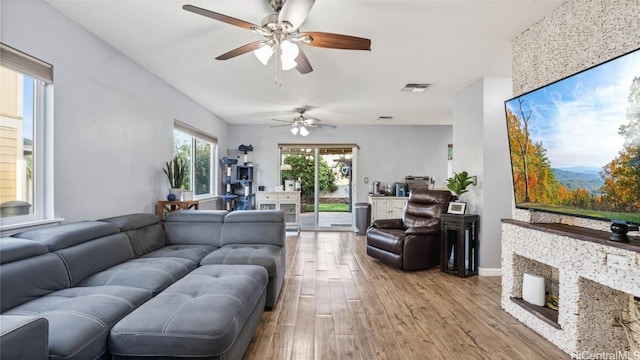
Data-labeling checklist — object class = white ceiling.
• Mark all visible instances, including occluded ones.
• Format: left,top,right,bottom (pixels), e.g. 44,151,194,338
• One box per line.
43,0,564,126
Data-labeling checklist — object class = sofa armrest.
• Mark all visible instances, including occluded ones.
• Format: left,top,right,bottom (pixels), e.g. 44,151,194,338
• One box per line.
370,218,404,229
0,315,49,360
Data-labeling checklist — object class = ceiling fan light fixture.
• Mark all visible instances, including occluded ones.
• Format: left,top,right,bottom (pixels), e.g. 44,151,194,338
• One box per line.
280,40,299,61
299,126,309,137
281,57,297,71
254,44,274,65
290,126,299,135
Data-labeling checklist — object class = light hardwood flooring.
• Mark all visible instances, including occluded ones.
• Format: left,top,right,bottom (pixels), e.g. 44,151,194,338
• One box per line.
243,231,568,360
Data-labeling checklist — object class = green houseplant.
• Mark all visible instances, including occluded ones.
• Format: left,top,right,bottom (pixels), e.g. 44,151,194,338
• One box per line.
163,156,186,191
446,171,474,198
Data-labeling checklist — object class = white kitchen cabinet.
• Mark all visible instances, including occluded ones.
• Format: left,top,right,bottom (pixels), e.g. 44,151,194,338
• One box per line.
255,191,300,230
368,196,408,221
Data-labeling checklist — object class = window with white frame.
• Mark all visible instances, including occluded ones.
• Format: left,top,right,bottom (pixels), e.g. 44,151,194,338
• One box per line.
173,121,217,198
0,43,54,229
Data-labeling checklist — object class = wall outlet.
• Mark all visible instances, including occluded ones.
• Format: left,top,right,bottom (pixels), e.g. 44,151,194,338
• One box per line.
606,254,629,270
364,177,369,184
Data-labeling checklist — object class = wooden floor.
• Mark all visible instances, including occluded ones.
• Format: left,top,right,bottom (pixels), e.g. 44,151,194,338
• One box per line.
243,231,568,360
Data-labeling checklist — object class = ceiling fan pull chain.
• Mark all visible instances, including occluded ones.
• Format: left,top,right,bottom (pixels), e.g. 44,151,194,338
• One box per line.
275,40,283,86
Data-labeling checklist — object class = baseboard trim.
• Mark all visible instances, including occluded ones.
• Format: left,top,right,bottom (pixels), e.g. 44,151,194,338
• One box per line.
479,267,502,276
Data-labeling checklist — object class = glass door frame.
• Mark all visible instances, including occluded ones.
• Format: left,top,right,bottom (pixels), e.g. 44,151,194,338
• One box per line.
278,144,359,231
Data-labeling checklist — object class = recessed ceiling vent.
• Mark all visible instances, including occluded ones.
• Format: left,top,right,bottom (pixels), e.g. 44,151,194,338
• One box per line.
401,83,432,93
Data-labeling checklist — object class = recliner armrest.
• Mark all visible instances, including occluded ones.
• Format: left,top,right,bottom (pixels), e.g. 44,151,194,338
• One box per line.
405,225,439,235
370,219,404,229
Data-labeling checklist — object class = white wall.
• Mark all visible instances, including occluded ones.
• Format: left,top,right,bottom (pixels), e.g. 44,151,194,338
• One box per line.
453,77,513,270
228,124,452,203
2,0,229,222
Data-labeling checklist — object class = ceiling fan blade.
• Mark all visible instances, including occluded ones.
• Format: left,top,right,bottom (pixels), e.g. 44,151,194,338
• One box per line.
315,124,337,129
183,4,260,31
295,49,313,74
215,41,264,60
270,118,293,123
303,118,335,129
300,32,371,51
270,124,294,128
278,0,315,31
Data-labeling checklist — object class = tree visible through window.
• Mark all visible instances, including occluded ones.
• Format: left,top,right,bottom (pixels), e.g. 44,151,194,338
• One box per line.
173,122,216,197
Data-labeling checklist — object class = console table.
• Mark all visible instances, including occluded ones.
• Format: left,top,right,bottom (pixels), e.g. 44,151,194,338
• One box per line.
440,213,479,278
156,200,199,220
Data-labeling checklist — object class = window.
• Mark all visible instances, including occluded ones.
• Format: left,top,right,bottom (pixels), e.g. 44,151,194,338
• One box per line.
173,121,217,198
0,44,53,229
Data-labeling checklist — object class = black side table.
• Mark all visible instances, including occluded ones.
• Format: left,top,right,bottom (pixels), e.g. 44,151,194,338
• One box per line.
440,213,479,278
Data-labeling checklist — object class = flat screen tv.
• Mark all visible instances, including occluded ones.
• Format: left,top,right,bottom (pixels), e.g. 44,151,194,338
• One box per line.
504,47,640,227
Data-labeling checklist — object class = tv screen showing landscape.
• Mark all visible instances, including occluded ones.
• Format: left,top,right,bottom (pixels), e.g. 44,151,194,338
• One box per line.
505,47,640,225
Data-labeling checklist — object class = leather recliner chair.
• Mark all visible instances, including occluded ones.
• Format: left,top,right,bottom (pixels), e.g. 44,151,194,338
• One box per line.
365,189,452,271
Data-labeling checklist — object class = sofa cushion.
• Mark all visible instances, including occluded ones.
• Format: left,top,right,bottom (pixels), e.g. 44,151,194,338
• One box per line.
220,210,285,247
142,244,216,264
99,213,167,256
200,244,282,276
78,257,196,295
163,210,227,246
54,233,135,286
99,213,159,231
109,265,267,358
1,252,70,312
4,285,152,360
13,221,120,251
0,237,49,264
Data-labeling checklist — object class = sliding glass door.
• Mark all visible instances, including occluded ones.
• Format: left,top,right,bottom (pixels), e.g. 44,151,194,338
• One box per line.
279,144,357,231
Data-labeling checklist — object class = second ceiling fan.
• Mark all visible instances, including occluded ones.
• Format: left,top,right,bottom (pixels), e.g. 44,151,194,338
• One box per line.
183,0,371,78
271,108,336,136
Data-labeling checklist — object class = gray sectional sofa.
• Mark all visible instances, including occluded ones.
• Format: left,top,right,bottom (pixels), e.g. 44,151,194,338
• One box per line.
0,210,286,360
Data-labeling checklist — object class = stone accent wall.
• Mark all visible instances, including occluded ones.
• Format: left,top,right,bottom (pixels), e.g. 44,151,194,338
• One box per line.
505,1,640,355
508,0,640,275
513,0,640,97
511,0,640,230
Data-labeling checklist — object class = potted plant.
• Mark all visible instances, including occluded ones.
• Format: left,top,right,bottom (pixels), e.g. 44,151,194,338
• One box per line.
446,171,474,199
163,156,186,200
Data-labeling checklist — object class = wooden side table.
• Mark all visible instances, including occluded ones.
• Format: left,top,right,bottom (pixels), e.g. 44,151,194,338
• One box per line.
440,213,479,278
156,200,200,220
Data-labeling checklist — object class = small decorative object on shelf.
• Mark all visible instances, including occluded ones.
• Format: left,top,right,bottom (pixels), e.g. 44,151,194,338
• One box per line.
447,201,466,214
167,193,176,201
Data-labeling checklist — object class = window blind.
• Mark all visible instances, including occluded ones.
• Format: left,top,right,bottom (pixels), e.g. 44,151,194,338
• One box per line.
0,43,53,83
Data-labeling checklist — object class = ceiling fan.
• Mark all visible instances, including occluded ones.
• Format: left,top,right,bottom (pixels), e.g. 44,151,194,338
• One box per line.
182,0,371,83
270,108,336,136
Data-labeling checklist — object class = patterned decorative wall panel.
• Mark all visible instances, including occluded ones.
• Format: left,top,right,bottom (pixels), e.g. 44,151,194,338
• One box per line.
512,0,640,96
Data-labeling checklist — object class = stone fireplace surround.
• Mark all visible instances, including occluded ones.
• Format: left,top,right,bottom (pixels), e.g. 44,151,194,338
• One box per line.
501,209,640,356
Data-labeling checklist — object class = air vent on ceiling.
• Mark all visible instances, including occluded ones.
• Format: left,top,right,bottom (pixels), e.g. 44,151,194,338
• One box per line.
401,83,432,93
377,116,393,120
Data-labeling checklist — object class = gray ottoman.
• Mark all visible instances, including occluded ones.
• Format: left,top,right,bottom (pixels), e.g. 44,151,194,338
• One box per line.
109,265,268,359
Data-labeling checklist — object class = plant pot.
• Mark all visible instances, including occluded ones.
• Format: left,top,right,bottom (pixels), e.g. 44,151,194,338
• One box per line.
170,188,183,201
